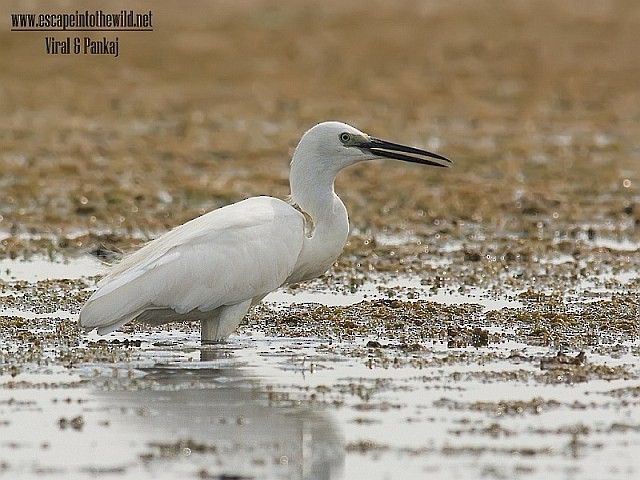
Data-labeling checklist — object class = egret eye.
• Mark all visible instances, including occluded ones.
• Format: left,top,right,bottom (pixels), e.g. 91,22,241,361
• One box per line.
339,132,352,144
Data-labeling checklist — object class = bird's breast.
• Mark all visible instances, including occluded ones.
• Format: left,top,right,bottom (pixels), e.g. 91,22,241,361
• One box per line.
285,200,349,285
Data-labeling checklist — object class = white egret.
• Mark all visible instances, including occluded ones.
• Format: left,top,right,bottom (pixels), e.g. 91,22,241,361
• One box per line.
79,121,451,342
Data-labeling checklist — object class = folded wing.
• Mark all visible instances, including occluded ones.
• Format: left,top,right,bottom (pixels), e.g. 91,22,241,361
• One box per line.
79,196,305,333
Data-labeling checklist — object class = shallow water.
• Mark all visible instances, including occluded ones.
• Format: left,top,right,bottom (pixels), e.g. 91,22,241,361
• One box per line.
2,0,640,477
1,257,639,480
0,256,104,282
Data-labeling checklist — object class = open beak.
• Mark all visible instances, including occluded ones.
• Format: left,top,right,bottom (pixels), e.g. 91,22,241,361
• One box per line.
360,136,452,168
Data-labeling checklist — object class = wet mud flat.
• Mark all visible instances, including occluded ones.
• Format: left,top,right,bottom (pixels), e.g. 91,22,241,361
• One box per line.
1,0,640,478
1,249,639,480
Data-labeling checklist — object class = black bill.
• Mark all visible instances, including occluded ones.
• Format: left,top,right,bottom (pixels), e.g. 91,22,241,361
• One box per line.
362,137,452,168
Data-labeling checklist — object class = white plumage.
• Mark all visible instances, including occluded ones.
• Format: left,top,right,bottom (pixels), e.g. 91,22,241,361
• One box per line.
80,121,450,342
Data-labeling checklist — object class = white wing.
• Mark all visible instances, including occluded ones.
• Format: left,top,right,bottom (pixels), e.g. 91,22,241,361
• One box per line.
79,196,305,332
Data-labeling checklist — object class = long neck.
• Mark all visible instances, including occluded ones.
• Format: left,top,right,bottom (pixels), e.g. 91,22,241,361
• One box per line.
289,154,342,222
286,150,350,284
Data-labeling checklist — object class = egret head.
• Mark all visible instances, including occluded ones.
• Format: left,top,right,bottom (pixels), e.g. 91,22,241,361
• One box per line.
292,121,451,173
289,121,451,215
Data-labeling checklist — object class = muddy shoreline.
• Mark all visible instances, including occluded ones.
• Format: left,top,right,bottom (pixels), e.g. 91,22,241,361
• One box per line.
1,1,639,478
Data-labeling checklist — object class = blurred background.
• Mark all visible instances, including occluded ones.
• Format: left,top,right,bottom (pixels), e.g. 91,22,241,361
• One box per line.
1,0,639,258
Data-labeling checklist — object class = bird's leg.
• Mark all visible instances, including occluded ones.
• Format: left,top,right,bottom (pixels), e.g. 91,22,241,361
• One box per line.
200,300,252,344
201,320,223,345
